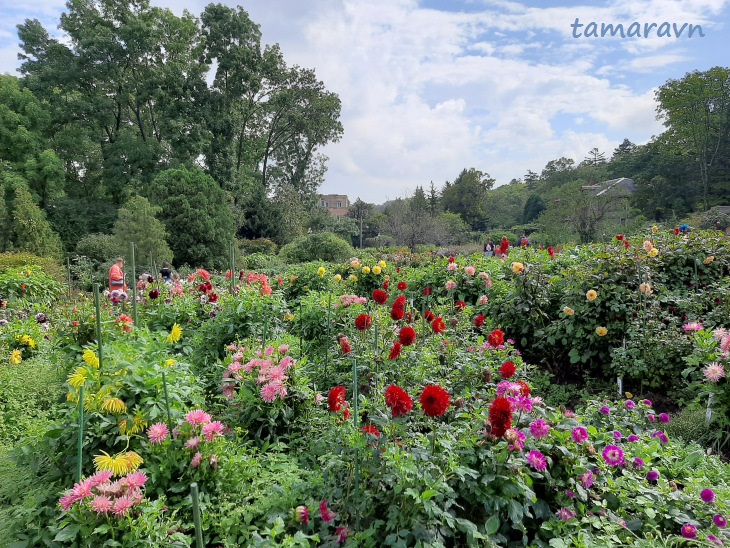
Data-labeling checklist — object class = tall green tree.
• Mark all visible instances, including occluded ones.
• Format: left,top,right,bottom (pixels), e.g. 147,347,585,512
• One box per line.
2,181,63,258
655,66,730,209
146,168,234,268
113,195,173,266
347,198,374,248
441,168,494,230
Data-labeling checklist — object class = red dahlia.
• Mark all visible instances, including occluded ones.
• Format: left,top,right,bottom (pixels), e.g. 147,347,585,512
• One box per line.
383,280,389,290
488,396,513,437
361,424,380,437
487,329,505,347
339,335,352,355
624,240,630,249
355,314,372,331
388,341,402,360
499,361,516,379
548,246,555,259
517,380,531,397
392,295,406,309
615,234,624,241
431,317,446,334
385,385,413,418
328,386,347,412
390,307,405,321
399,326,417,346
149,289,159,300
455,301,467,311
423,286,433,296
208,293,218,303
372,289,388,305
448,256,455,263
424,310,435,322
420,385,451,417
397,281,408,291
474,314,485,327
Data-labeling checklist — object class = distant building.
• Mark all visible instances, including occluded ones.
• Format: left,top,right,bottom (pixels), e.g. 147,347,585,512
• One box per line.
320,194,350,216
581,177,636,197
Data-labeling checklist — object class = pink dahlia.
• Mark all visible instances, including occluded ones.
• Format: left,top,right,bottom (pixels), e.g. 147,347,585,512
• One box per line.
185,436,201,451
190,452,203,468
202,420,225,442
261,383,279,403
704,362,726,382
681,524,697,539
320,500,336,523
91,495,113,515
147,422,169,444
465,265,476,276
571,427,588,443
602,445,625,467
124,471,148,490
112,496,135,517
87,470,114,488
526,450,547,471
682,322,703,332
185,409,212,426
529,419,550,439
58,494,75,512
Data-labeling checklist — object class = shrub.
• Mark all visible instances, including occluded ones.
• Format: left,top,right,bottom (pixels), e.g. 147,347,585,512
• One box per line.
74,233,120,265
238,238,278,256
278,232,355,264
0,266,64,303
0,252,64,281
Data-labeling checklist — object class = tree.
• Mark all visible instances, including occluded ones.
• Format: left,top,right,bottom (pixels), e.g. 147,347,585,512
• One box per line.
583,148,607,167
381,197,443,252
113,196,173,267
541,157,575,180
347,198,374,248
656,66,730,209
3,182,63,258
146,168,234,269
427,181,440,218
523,170,539,189
523,193,547,223
612,138,637,158
441,168,494,230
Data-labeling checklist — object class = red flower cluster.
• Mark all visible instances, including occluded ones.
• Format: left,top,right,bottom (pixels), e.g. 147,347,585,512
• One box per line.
487,329,505,347
488,396,513,437
420,385,451,417
448,256,455,263
355,314,372,331
208,293,219,303
399,326,417,346
388,341,402,360
149,289,159,300
615,234,624,241
455,301,467,311
328,387,346,412
361,424,381,437
674,227,680,235
473,314,485,328
423,286,433,297
499,361,516,379
198,281,213,293
624,240,630,249
424,310,435,322
397,281,408,291
391,295,406,321
517,380,531,397
372,289,388,305
547,246,555,259
383,280,389,290
431,317,446,334
385,385,413,418
339,335,352,355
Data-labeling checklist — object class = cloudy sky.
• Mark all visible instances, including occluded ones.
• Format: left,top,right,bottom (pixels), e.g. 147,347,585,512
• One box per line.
1,0,728,203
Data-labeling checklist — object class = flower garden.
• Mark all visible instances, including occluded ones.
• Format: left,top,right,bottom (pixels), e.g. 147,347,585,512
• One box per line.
1,227,729,547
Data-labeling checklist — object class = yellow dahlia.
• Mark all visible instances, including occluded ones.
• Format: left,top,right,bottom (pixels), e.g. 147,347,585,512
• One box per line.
166,323,182,344
83,349,100,368
9,349,22,365
586,290,598,301
595,326,608,337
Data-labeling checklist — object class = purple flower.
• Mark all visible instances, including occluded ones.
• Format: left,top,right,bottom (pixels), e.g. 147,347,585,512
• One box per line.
653,431,668,444
526,450,547,471
681,524,697,539
701,489,716,503
659,413,670,424
599,405,610,415
613,430,622,441
625,400,636,410
642,399,652,406
713,515,727,528
602,445,625,467
647,471,660,482
566,489,575,499
556,507,576,522
580,470,595,489
530,420,550,439
627,434,639,443
707,535,723,546
648,414,656,423
633,457,646,470
571,427,588,443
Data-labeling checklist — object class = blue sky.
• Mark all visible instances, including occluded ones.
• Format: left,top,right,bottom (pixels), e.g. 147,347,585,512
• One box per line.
1,0,728,203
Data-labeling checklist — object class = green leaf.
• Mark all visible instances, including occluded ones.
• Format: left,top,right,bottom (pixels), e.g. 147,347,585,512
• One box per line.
485,514,500,535
53,524,81,542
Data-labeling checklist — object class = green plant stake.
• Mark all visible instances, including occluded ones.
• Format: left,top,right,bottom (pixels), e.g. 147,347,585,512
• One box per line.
190,483,204,548
93,284,103,369
325,292,332,380
77,385,85,483
66,255,72,300
230,240,235,295
162,370,173,434
262,314,269,346
131,242,137,327
352,358,360,530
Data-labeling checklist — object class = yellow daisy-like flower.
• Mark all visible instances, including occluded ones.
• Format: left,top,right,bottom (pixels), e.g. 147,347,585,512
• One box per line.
333,274,342,282
378,260,386,268
351,259,361,269
595,326,608,337
94,451,144,477
372,265,381,275
100,397,127,415
166,323,182,344
120,411,147,435
647,248,659,258
586,290,598,301
83,349,100,368
348,275,358,282
9,349,22,365
17,335,36,349
165,359,177,368
704,256,715,265
67,367,88,387
317,266,326,278
625,392,634,399
283,313,295,322
361,266,371,274
563,306,575,316
511,262,525,274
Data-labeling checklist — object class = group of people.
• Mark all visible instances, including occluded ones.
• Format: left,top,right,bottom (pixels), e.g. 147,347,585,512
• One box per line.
108,258,178,293
483,233,529,257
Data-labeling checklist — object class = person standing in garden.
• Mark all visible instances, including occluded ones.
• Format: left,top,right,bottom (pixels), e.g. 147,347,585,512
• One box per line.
484,237,494,257
108,257,127,292
519,233,530,247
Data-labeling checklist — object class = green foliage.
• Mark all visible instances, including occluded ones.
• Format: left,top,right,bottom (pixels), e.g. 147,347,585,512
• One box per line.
2,184,63,259
147,168,234,269
0,266,63,303
74,233,121,265
0,252,64,281
279,232,355,264
113,195,173,266
47,198,118,252
238,238,279,256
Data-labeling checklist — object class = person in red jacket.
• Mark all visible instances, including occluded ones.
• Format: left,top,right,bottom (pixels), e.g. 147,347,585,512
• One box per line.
108,257,127,292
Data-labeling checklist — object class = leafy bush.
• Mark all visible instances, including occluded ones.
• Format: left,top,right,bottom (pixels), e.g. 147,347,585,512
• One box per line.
238,238,278,256
0,266,64,303
279,232,355,264
0,252,65,281
74,233,121,265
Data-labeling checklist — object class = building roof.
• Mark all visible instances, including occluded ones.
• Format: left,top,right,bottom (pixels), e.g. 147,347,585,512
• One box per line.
581,177,636,196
